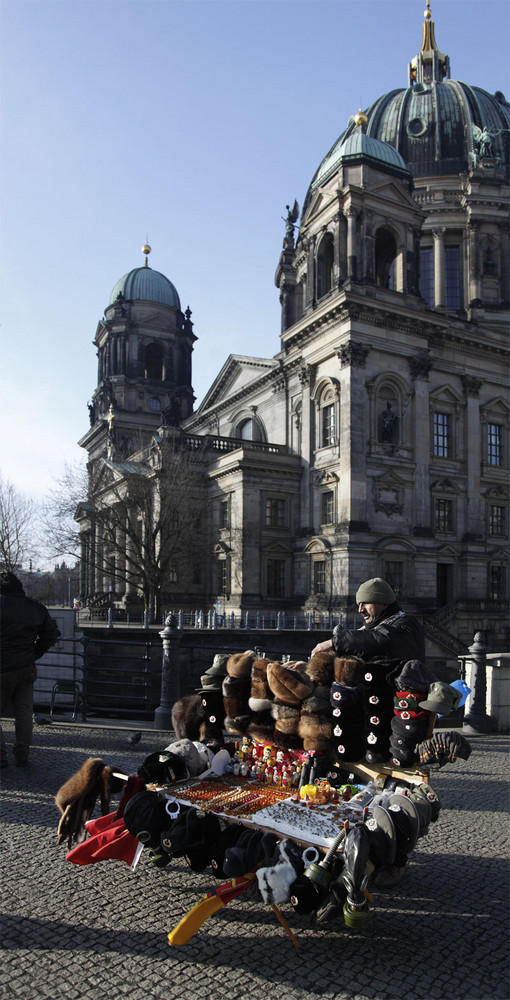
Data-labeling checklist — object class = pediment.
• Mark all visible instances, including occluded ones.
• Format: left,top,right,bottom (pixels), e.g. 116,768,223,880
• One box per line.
193,355,278,413
481,396,510,417
369,178,423,214
308,193,324,218
431,478,462,494
429,383,464,406
304,536,332,555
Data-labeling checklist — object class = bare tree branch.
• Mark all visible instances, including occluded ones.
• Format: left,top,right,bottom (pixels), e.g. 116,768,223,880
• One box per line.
0,474,38,572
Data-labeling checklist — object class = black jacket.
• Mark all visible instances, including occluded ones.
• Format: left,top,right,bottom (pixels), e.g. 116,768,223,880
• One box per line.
331,606,425,665
0,593,60,673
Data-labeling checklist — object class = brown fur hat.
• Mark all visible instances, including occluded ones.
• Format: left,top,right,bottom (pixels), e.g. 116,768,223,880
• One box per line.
305,651,335,686
226,650,256,678
272,704,302,750
248,658,273,713
300,686,331,714
222,674,251,735
298,714,334,752
334,656,366,686
247,710,276,744
267,660,313,706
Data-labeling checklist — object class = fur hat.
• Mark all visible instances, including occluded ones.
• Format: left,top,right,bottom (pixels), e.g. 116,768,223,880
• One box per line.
272,704,302,750
226,650,256,678
267,660,313,706
222,674,251,734
334,657,366,686
304,651,335,686
298,713,333,753
355,577,396,605
248,658,273,713
395,659,437,692
247,709,276,744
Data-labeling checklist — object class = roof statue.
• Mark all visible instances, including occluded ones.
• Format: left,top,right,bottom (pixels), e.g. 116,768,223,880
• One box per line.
471,124,510,166
282,200,299,248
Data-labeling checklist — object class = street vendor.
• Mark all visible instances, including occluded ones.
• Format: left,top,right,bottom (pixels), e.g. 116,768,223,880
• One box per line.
312,577,426,890
311,577,424,665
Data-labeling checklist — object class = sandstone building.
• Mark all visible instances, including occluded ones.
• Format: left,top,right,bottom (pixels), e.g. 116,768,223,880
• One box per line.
77,4,509,653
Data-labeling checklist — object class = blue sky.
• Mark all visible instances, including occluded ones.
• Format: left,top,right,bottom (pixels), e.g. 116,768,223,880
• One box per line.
1,0,509,505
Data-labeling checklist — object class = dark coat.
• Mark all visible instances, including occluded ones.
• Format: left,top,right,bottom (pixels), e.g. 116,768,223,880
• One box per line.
0,593,60,673
331,606,425,665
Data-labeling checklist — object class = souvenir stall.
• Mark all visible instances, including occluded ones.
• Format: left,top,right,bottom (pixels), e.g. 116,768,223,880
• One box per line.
55,650,471,947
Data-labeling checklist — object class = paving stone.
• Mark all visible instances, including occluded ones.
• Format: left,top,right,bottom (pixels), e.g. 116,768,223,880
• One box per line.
0,721,508,1000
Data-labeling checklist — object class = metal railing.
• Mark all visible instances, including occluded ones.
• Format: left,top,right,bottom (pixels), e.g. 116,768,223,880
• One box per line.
76,606,344,631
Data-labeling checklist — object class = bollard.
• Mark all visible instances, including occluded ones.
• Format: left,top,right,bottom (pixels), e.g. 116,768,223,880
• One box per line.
463,632,492,735
154,613,179,730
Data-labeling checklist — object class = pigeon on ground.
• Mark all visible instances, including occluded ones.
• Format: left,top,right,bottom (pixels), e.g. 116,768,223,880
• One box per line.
126,731,142,745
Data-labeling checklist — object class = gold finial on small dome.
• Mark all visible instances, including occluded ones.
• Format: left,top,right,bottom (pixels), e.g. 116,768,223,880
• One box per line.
354,109,368,129
142,242,151,266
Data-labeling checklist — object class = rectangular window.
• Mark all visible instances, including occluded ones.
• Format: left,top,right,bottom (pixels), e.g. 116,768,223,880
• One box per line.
217,560,229,595
490,566,506,600
489,505,505,536
435,498,454,532
313,561,326,595
220,500,229,529
434,412,450,457
488,424,502,466
322,404,335,447
265,498,286,527
267,558,286,597
321,491,334,525
383,561,403,594
420,247,434,307
445,246,461,310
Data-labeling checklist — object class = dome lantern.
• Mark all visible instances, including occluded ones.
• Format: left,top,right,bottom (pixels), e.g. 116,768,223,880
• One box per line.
409,1,450,86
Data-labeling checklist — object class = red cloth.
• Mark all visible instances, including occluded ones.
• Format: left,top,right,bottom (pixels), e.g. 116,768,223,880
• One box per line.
66,819,139,867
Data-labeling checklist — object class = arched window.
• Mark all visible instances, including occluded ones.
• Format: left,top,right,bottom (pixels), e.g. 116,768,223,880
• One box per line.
144,342,164,380
317,233,334,298
235,418,262,441
375,229,397,289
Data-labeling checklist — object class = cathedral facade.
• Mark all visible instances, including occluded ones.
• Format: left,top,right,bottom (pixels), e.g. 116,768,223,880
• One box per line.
77,5,509,652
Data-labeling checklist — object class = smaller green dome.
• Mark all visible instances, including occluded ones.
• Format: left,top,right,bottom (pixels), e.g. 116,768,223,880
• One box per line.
109,266,181,310
314,131,409,188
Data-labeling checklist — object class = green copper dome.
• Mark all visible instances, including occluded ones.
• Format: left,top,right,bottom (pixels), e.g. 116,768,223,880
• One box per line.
109,266,181,310
314,131,410,188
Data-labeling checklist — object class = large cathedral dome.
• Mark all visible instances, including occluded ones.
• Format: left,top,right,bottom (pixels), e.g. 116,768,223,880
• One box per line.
303,3,510,214
109,247,181,310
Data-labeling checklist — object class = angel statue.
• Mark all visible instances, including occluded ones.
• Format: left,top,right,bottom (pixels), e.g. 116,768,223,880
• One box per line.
472,124,509,160
282,200,299,245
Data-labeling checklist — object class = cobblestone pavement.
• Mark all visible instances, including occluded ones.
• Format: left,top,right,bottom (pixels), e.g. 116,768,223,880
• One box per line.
0,720,508,1000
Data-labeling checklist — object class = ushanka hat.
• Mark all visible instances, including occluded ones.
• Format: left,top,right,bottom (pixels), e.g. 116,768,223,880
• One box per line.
395,660,437,692
418,681,462,716
355,578,396,605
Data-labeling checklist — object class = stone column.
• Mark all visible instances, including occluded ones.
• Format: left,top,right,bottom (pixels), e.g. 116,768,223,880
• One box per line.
409,352,433,528
462,375,483,537
346,209,358,281
94,522,103,593
433,228,445,307
337,342,370,526
467,222,481,303
155,614,180,729
463,632,492,734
